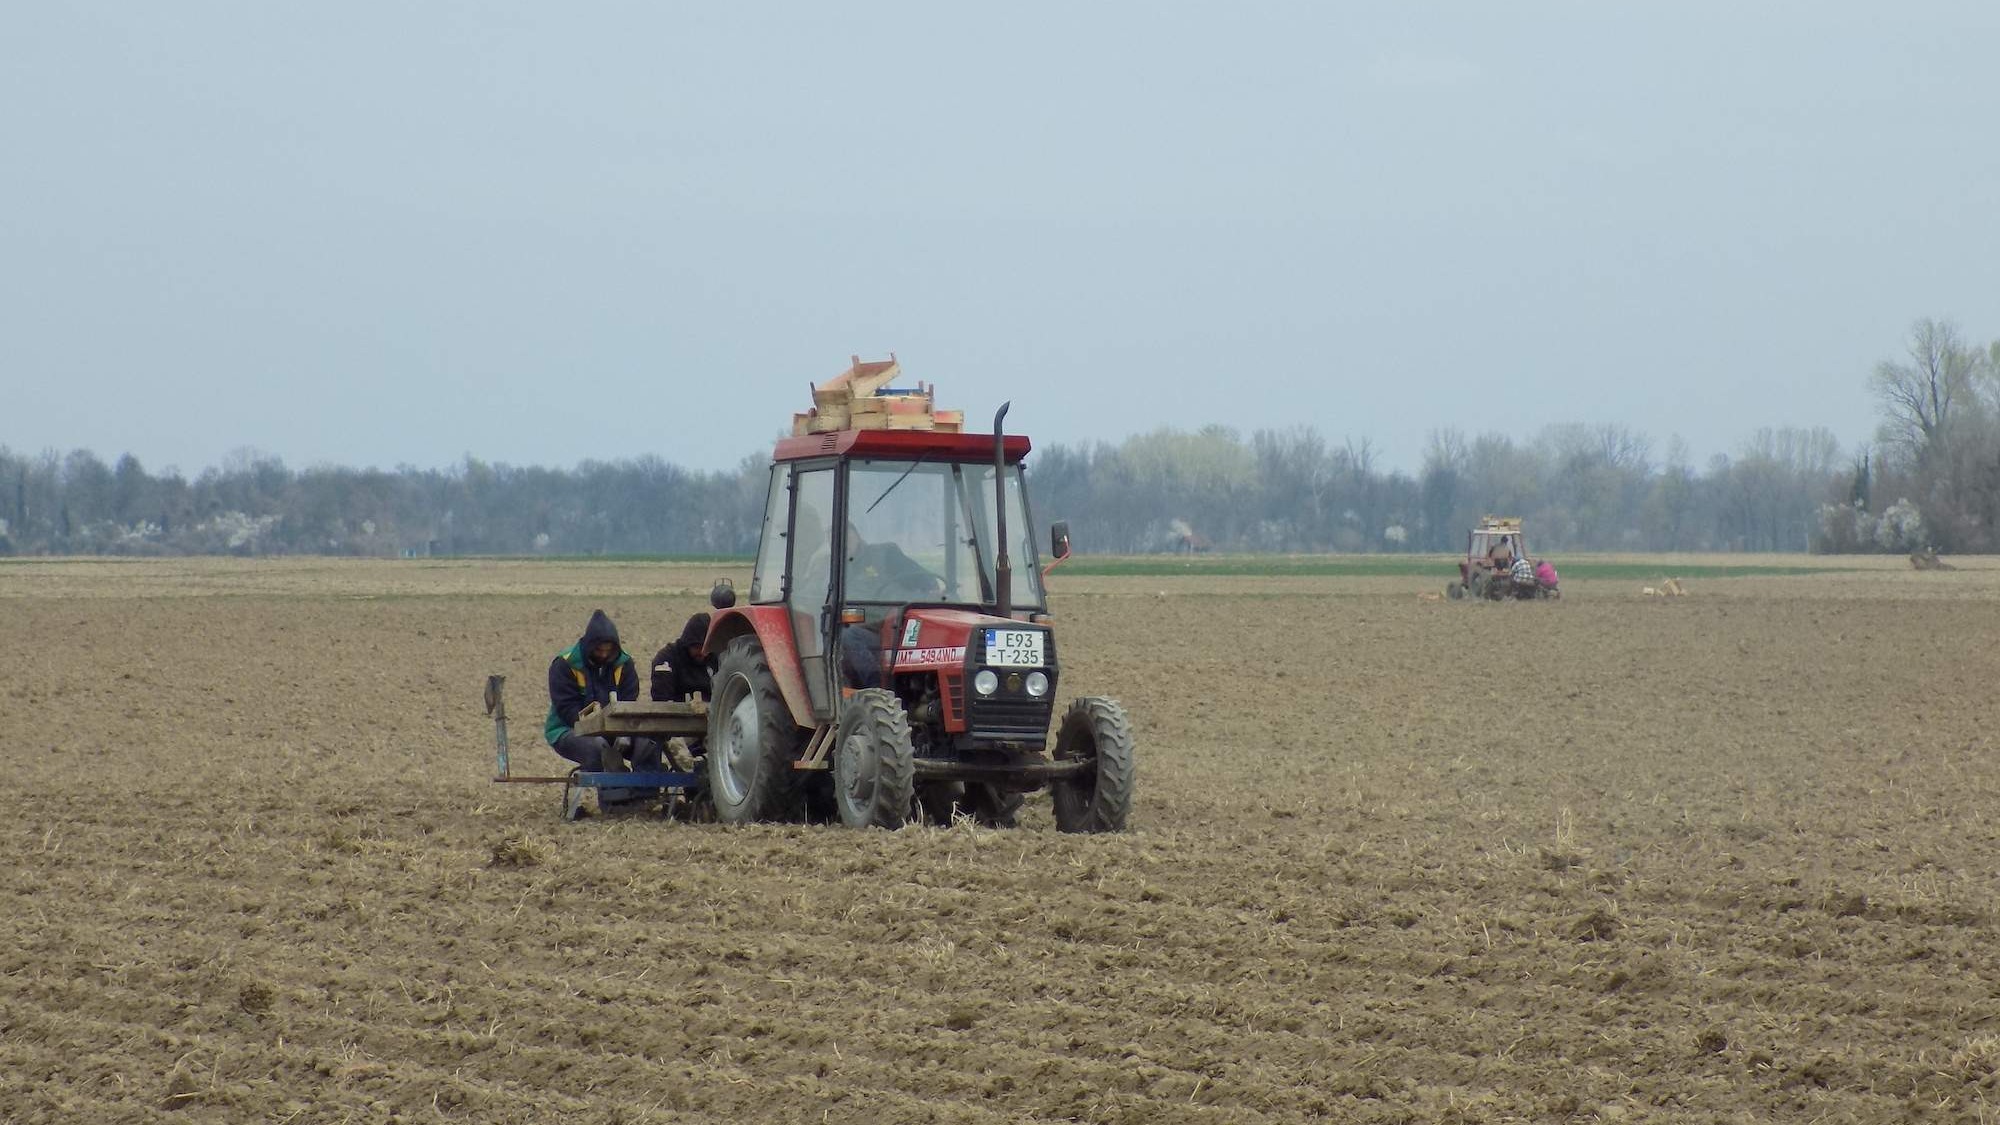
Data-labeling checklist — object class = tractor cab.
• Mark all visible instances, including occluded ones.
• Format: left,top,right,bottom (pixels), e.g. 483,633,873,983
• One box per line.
1466,517,1525,574
699,362,1133,834
739,426,1051,724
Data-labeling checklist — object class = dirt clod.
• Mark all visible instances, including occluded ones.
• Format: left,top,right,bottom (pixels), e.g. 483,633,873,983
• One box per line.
1568,906,1622,942
237,980,275,1015
488,832,549,868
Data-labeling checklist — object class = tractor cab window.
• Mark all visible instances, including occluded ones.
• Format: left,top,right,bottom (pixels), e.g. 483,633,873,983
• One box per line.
846,461,979,603
959,462,1046,610
843,459,1046,609
748,465,789,603
789,470,836,605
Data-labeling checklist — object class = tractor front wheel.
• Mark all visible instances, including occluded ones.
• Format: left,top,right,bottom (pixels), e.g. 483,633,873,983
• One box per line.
707,635,803,825
1051,697,1135,833
1445,581,1464,600
834,689,915,829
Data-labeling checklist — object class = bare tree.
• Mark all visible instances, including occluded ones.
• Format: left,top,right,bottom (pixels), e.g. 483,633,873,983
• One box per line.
1872,318,1980,466
1341,436,1377,478
1418,429,1469,550
1593,424,1653,473
1984,340,2000,415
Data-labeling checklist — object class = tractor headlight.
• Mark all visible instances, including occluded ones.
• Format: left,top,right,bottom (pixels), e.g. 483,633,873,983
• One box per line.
1025,671,1049,697
973,669,999,696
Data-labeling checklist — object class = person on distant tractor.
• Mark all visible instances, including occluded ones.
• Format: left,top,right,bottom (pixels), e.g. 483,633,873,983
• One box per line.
1509,555,1538,597
1475,539,1515,598
545,609,662,812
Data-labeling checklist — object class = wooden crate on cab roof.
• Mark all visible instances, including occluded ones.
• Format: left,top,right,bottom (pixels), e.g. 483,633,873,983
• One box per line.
791,354,965,434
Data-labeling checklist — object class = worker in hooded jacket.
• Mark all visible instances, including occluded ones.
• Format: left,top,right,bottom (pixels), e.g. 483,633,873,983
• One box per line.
545,609,662,809
650,612,714,704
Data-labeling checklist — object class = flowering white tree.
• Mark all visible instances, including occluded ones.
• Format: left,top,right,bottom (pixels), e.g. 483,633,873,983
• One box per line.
1873,499,1925,551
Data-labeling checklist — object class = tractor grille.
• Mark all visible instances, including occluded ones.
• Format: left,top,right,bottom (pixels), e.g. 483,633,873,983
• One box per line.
941,675,965,726
966,694,1053,741
963,627,1057,742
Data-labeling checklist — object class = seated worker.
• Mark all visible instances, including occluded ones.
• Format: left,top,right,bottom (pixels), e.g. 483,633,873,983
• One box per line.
1535,559,1560,595
651,612,714,770
651,612,714,704
1509,555,1538,596
545,609,662,811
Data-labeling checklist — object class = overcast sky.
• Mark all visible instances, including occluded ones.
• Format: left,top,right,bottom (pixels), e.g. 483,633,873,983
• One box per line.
3,2,1995,477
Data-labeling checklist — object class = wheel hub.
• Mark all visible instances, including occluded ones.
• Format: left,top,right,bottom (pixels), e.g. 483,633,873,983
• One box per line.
718,688,760,805
838,732,874,809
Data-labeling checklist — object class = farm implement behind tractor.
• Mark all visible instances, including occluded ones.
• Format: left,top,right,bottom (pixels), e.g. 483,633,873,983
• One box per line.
486,673,710,821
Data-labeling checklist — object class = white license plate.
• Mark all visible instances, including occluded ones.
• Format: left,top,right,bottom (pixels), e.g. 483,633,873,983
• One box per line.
983,629,1045,666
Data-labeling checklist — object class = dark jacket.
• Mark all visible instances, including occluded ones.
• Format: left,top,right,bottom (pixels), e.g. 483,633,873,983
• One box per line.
544,610,637,744
651,613,714,702
839,623,883,689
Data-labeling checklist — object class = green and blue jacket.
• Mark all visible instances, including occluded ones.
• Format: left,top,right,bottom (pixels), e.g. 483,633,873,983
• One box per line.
545,609,638,744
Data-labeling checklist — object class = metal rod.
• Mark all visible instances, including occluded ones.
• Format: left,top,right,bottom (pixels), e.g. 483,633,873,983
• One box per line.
485,674,511,780
569,770,705,788
992,401,1012,618
910,757,1089,782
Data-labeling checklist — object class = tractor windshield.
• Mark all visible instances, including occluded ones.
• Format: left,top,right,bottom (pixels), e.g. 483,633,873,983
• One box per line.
844,459,1045,609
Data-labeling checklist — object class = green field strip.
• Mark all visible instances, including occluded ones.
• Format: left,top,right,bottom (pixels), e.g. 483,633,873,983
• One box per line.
1055,556,1861,580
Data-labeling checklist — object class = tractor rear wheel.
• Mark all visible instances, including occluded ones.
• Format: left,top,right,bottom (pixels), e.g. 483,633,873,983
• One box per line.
1051,697,1135,833
834,689,915,829
707,635,803,825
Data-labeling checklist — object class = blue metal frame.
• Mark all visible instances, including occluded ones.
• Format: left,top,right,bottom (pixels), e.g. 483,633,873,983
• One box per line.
562,768,708,822
569,770,703,789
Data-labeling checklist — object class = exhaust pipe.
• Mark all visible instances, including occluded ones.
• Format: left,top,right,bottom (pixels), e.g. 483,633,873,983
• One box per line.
993,402,1011,619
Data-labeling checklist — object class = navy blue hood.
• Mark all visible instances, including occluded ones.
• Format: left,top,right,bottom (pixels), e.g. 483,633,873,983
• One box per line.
580,610,620,656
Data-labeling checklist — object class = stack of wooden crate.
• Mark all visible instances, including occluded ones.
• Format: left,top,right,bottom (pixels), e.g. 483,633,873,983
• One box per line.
792,354,966,435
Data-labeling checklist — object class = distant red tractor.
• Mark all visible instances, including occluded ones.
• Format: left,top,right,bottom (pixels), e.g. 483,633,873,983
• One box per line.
700,400,1134,832
1445,516,1558,600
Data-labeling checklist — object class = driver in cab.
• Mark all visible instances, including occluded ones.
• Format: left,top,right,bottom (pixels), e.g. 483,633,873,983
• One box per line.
843,522,944,601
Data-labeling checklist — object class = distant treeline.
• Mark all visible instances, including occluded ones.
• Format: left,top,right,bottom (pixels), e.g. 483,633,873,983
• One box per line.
0,449,770,558
5,319,1994,558
0,426,1885,558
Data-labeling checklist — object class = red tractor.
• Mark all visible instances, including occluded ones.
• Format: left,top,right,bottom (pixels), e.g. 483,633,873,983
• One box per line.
699,403,1135,831
1445,516,1557,600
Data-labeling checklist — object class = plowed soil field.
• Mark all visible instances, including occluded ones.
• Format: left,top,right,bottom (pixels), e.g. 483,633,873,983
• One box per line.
4,556,1998,1124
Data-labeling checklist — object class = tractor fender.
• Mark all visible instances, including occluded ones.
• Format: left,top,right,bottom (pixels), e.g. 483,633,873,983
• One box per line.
705,606,815,729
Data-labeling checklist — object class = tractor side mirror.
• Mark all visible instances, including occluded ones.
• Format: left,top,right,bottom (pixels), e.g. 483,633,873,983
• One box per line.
1050,521,1071,560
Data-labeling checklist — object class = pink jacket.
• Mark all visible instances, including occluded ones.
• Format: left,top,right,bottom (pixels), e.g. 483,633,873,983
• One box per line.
1535,561,1559,588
